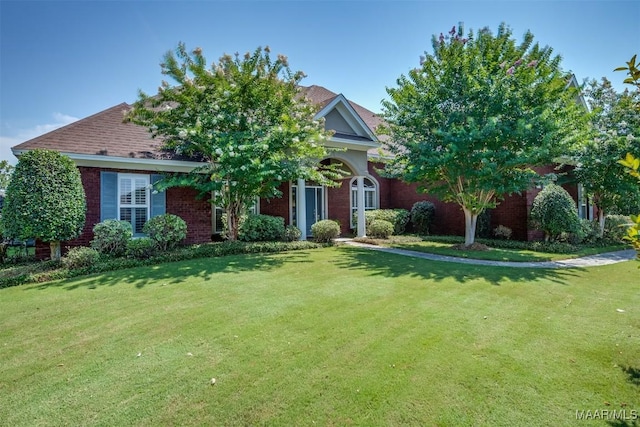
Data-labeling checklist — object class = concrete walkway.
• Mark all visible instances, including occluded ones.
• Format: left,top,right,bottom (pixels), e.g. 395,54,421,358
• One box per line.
335,239,637,269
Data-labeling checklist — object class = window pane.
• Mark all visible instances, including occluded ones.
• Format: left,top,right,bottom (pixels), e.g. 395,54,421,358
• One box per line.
365,190,375,209
120,207,132,223
120,179,132,204
134,208,147,234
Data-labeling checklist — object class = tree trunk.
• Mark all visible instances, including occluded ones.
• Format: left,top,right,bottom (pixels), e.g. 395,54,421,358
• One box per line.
462,207,478,246
50,241,61,261
597,208,605,238
225,201,243,241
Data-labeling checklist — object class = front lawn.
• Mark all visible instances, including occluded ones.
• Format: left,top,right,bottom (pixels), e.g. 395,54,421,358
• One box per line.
1,247,638,426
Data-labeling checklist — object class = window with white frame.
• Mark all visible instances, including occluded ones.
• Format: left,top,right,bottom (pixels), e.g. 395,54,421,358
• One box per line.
350,177,377,228
119,174,150,235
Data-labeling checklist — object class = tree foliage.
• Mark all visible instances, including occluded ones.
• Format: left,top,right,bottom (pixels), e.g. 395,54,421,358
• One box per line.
573,78,640,236
0,160,14,191
128,43,342,240
1,149,86,260
615,55,640,261
381,23,587,245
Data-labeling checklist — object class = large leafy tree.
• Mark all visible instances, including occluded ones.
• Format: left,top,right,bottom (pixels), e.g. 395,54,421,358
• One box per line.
381,23,587,246
128,44,341,240
1,149,86,260
573,78,640,236
615,54,640,261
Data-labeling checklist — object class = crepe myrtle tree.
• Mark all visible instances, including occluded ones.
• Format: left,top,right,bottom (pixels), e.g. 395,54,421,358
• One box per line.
1,149,86,260
615,54,640,260
128,44,342,240
381,23,588,246
573,78,640,237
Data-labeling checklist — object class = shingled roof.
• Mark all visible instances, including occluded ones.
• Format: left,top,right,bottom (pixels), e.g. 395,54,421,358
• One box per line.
13,85,385,162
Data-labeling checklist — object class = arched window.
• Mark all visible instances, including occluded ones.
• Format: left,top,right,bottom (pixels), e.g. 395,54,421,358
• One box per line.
350,177,378,228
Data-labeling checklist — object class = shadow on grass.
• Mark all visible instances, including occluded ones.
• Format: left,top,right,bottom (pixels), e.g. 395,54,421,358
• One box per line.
334,246,582,286
29,251,316,291
622,366,640,387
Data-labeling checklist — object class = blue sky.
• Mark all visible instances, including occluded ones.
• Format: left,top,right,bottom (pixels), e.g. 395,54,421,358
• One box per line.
1,0,638,164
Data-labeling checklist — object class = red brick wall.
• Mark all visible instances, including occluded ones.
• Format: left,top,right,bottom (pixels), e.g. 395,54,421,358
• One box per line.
327,178,351,235
259,182,291,222
37,166,213,259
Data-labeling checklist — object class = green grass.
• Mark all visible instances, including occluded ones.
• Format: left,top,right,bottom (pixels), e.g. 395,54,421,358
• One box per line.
1,247,638,426
388,240,628,262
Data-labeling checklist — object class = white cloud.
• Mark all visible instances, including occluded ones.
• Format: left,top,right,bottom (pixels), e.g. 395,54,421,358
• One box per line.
0,113,79,164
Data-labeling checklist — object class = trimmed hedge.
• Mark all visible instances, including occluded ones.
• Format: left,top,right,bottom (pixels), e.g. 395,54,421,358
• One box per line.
363,209,410,235
0,240,323,289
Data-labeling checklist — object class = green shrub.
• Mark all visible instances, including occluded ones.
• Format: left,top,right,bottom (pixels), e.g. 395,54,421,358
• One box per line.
126,238,156,260
603,215,632,243
530,184,581,242
368,220,394,239
238,214,285,242
410,201,435,235
0,149,86,261
493,225,512,240
574,219,600,244
363,209,409,235
283,225,301,242
91,220,133,256
311,219,340,243
142,213,187,251
61,247,101,269
476,209,493,238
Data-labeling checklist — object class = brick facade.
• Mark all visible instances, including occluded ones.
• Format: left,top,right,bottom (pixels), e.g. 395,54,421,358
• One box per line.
36,161,581,259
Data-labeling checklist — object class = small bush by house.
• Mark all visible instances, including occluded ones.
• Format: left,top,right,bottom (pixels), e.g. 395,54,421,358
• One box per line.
363,209,409,235
143,213,187,251
238,214,285,242
91,220,133,256
530,184,581,242
283,225,301,242
410,201,435,235
61,247,101,269
368,219,394,239
311,219,340,243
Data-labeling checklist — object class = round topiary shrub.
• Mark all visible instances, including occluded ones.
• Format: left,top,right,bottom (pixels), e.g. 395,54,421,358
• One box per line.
530,183,580,242
143,213,187,251
238,214,285,242
126,237,156,260
368,219,394,239
61,246,101,269
1,149,86,261
311,219,340,243
91,219,133,257
410,201,435,235
282,225,301,242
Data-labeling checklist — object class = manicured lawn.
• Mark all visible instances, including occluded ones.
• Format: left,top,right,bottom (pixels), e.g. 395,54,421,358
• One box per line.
1,247,638,426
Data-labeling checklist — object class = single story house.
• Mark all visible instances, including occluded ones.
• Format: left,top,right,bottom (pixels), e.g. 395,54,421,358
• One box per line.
11,85,589,259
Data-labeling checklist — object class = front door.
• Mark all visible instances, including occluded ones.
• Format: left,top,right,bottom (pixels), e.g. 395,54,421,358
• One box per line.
305,187,323,236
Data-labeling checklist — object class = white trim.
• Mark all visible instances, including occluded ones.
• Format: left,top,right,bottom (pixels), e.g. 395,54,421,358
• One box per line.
11,149,206,173
349,175,379,229
117,173,150,235
315,94,379,142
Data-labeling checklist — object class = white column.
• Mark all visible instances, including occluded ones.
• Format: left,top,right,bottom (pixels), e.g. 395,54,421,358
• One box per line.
297,178,307,240
356,176,366,238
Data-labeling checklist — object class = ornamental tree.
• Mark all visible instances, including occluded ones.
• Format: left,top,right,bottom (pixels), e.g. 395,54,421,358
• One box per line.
381,23,587,246
1,149,86,260
573,78,640,237
128,44,341,240
615,54,640,261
